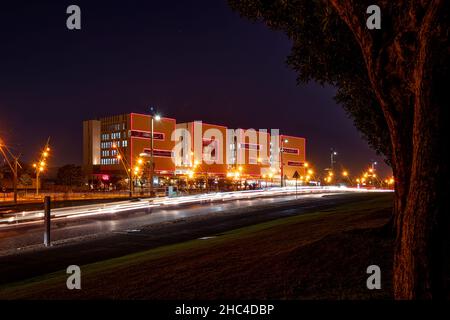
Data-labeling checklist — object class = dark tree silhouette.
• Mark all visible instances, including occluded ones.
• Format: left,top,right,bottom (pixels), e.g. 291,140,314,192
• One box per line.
229,0,450,299
56,164,83,189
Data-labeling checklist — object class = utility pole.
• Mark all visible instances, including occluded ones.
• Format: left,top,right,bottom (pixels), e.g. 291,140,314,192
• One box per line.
0,139,21,204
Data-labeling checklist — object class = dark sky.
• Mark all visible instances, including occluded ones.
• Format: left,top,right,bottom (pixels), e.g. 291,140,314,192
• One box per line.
0,0,391,178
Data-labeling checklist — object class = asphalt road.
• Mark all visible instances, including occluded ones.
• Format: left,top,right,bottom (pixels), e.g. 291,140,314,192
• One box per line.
0,192,330,252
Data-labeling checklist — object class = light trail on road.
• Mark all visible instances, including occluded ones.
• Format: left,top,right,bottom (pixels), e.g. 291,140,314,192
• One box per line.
0,188,393,253
0,186,391,228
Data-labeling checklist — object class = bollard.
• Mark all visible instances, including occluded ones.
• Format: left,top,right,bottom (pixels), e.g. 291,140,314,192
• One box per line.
44,196,51,247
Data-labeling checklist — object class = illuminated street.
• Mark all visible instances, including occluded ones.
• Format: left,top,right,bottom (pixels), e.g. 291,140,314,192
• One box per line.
0,188,389,253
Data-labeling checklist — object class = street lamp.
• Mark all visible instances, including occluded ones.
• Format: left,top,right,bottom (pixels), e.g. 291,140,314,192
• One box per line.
34,138,51,197
280,138,289,187
149,106,161,197
330,149,338,171
371,161,377,170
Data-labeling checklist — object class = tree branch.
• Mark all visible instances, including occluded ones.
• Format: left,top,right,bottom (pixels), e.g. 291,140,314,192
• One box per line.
326,0,397,130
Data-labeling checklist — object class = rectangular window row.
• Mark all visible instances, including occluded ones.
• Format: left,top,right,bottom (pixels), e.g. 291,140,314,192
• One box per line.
100,158,120,165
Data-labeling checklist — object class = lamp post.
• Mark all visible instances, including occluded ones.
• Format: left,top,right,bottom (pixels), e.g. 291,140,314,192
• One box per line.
342,170,352,185
371,161,377,171
149,107,161,197
34,138,51,197
330,149,337,171
280,137,288,187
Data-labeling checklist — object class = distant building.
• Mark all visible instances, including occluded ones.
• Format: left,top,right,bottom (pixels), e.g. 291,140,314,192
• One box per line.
83,112,307,187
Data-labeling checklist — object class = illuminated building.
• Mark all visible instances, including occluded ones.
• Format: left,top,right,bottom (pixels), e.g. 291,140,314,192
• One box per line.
83,113,306,186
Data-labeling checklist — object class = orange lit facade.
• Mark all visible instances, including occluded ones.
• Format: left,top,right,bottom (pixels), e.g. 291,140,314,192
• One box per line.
129,113,176,175
230,129,271,179
175,122,229,177
83,113,307,184
83,113,175,181
279,135,307,181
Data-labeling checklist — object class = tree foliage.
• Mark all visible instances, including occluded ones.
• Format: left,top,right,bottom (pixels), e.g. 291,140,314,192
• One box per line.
57,164,83,187
229,0,391,162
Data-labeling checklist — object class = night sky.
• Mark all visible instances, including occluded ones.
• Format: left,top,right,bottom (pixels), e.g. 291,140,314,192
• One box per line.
0,0,391,177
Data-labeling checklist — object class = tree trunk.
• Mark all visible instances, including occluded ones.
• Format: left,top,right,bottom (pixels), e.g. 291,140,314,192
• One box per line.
392,28,450,297
393,110,449,298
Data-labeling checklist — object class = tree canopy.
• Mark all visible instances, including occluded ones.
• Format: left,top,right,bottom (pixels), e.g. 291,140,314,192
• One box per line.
56,164,83,187
229,0,394,163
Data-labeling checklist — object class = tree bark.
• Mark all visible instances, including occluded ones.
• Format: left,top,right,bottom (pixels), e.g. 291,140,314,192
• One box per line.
393,99,449,298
